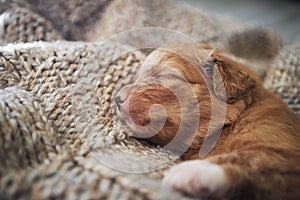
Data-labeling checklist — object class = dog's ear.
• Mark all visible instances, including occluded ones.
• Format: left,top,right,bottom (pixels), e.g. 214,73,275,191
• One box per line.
209,50,256,104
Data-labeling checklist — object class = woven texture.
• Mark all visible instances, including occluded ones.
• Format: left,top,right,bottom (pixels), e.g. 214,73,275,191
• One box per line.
0,41,186,199
264,38,300,116
0,0,299,199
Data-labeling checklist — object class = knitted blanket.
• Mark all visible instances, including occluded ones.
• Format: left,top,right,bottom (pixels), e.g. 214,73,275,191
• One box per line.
0,0,299,199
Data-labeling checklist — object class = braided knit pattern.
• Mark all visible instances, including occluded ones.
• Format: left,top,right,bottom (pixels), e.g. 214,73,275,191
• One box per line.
0,41,184,199
264,38,300,116
0,8,62,45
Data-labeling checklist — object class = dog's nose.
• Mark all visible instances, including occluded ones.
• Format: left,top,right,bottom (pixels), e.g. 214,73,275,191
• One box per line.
115,96,122,111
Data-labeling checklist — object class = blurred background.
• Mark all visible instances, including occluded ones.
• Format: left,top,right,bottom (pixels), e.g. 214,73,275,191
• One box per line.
179,0,300,43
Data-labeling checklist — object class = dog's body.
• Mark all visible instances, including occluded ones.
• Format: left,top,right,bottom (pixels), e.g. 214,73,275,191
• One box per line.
116,43,300,199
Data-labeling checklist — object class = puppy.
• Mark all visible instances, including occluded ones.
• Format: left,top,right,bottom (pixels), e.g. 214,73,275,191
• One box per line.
116,43,300,200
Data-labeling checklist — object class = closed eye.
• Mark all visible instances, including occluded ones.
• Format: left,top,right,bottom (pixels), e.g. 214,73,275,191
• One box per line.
153,73,162,79
159,72,187,82
170,74,187,82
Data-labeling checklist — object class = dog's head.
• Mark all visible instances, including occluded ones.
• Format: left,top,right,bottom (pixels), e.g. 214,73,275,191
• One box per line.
116,44,257,155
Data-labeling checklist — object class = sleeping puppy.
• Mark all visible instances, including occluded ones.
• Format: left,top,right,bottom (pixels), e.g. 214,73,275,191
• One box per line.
116,43,300,200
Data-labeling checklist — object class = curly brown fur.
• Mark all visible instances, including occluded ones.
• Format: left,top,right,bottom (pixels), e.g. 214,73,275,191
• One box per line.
116,43,300,199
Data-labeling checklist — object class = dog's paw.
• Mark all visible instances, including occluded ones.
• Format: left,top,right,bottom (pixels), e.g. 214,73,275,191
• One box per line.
162,160,229,198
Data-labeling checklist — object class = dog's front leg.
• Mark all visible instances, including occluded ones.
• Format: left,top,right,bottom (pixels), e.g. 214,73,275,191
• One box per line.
163,151,300,200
